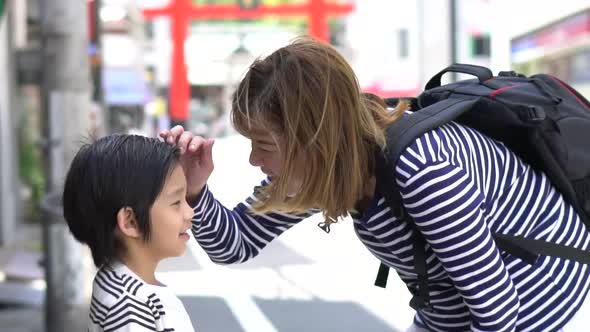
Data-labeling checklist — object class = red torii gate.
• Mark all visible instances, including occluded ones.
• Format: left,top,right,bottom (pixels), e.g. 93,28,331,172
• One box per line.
142,0,354,124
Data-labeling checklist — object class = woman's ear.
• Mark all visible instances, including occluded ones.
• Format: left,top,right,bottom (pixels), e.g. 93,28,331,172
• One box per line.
116,207,141,239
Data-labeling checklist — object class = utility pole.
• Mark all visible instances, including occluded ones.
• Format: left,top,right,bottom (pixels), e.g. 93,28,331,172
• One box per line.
0,0,18,247
449,0,458,82
39,0,92,330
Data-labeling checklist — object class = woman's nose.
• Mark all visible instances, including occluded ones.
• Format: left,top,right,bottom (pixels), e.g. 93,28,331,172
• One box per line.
249,151,262,167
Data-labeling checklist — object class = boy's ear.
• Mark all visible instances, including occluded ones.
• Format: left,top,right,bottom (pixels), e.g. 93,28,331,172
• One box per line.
116,207,141,239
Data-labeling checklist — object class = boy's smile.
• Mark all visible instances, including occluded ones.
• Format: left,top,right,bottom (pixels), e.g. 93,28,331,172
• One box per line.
148,165,194,259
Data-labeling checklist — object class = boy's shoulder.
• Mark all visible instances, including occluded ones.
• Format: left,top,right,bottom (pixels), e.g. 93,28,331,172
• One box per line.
88,263,196,331
91,264,149,304
88,263,167,328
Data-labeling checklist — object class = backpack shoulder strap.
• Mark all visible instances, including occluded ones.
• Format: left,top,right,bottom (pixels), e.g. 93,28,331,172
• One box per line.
383,98,480,162
377,97,480,217
374,152,433,311
373,98,479,310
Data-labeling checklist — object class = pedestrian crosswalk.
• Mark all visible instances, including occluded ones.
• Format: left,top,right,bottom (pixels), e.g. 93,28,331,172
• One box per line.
157,230,414,332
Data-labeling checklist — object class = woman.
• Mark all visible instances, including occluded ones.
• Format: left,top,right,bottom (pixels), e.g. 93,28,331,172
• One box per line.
163,37,590,331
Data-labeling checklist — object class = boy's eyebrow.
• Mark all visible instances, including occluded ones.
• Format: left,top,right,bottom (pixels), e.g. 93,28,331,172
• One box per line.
167,186,186,196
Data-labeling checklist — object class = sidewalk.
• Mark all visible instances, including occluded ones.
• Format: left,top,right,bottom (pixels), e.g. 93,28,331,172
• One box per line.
0,305,88,332
0,222,90,332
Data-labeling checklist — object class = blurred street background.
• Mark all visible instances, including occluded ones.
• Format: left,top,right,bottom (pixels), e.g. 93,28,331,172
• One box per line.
0,0,589,331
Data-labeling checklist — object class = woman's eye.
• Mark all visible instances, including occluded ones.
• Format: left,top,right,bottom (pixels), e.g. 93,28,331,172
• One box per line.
172,201,181,206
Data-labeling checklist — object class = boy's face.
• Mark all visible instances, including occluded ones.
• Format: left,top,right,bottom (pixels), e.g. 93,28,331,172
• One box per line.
147,164,194,260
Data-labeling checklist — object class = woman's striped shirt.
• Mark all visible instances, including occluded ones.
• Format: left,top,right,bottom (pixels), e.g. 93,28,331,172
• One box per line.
192,121,590,332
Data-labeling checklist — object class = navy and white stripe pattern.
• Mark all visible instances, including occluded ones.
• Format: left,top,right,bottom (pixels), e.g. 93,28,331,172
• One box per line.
89,265,171,332
192,121,590,332
193,188,313,264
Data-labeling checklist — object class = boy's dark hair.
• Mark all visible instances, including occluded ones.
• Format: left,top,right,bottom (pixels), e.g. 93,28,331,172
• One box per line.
62,134,180,268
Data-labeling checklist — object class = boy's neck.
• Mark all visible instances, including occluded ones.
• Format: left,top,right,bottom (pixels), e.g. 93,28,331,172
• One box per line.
120,249,162,286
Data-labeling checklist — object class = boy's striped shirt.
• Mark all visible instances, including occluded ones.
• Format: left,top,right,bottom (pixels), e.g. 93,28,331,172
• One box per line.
88,263,195,332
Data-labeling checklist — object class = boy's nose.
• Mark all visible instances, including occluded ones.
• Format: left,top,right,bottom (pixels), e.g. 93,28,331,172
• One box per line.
183,201,195,221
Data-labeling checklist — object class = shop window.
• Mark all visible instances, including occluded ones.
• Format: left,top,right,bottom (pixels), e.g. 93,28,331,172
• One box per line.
471,34,491,57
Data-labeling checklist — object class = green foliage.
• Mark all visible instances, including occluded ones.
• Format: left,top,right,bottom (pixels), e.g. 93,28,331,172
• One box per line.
17,94,45,222
19,130,45,210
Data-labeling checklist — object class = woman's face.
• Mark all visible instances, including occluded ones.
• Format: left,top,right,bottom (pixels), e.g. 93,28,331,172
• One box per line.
248,129,303,195
248,129,284,178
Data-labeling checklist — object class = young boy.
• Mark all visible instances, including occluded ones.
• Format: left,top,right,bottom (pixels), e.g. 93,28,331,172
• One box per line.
63,134,196,332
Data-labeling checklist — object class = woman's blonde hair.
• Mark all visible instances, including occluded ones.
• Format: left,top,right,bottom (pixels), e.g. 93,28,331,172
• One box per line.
231,36,409,223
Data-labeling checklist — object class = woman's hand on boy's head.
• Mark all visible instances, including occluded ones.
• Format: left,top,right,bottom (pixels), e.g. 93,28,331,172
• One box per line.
160,126,215,201
160,125,193,152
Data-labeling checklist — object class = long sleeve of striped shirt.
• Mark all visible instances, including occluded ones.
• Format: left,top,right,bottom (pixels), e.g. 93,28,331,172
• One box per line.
191,180,313,264
396,133,521,331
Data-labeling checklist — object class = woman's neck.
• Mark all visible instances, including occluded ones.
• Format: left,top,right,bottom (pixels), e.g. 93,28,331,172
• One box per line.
354,175,376,215
363,176,376,200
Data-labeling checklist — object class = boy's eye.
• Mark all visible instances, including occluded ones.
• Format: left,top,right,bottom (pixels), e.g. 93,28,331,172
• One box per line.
172,201,181,206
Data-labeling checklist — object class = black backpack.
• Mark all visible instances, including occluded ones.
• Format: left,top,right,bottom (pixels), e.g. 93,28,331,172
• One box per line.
373,63,590,311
